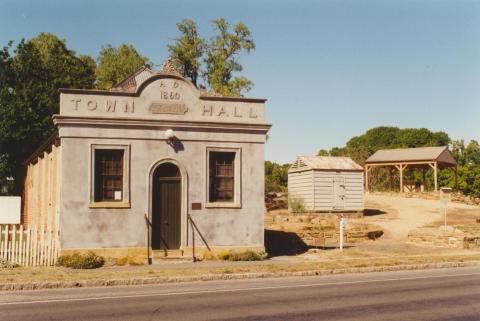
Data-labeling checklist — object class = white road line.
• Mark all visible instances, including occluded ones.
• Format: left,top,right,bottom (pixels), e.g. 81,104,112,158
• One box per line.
1,272,479,306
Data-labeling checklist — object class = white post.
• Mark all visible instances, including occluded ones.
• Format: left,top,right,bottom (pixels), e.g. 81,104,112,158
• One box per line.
339,216,344,252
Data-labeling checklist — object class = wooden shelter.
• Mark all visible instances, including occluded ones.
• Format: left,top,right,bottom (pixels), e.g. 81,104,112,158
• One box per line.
364,146,458,192
288,156,364,212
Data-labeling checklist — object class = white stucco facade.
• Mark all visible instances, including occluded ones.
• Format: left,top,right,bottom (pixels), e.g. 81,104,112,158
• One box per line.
24,66,271,258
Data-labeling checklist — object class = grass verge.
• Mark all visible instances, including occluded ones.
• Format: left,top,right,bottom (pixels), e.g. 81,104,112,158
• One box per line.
1,252,480,287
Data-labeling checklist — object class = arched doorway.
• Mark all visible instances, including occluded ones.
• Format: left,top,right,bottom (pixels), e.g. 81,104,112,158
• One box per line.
152,162,182,250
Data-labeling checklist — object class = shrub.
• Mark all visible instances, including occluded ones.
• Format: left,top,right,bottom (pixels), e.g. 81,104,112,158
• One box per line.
202,250,217,261
56,251,105,269
216,250,230,261
218,250,267,261
113,256,145,266
0,258,19,268
288,193,305,213
114,256,129,266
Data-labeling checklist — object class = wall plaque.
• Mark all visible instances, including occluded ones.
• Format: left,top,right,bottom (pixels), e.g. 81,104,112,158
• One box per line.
191,202,202,210
149,103,188,115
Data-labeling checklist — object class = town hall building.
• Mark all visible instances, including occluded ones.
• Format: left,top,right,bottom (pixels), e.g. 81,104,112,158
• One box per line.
22,61,271,260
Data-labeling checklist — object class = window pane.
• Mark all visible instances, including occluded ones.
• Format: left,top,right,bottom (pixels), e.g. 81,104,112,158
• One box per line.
94,149,124,202
209,151,235,202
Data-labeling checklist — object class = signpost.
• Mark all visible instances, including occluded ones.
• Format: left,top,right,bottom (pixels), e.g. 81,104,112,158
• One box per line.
440,187,452,231
339,215,348,251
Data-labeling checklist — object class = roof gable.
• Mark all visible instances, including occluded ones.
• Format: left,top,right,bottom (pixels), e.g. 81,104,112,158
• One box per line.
289,156,363,173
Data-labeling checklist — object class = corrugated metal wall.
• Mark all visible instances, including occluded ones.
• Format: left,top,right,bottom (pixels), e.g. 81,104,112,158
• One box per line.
288,171,314,210
289,170,364,212
313,171,363,211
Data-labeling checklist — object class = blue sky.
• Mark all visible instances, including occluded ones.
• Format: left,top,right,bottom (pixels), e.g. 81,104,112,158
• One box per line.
1,0,479,163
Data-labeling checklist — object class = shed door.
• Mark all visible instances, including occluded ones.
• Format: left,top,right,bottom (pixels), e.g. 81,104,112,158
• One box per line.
152,163,181,250
333,176,346,210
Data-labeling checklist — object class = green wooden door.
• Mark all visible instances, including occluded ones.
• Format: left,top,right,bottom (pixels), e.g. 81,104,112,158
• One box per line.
152,164,181,250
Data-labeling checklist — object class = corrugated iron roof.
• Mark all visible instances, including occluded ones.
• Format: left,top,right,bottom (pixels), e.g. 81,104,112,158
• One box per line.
365,146,454,164
111,66,155,92
289,156,363,172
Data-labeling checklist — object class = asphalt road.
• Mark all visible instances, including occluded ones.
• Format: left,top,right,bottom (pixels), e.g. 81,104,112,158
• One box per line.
1,267,479,321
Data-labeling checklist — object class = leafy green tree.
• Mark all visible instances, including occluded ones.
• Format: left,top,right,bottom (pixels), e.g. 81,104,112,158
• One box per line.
465,140,480,165
265,161,289,193
317,149,329,156
327,126,455,192
0,33,96,194
168,19,205,87
95,44,150,90
329,147,348,157
204,18,255,96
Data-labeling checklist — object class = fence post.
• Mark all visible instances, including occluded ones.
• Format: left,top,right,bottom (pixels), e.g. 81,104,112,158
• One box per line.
40,225,45,266
2,225,6,260
25,227,31,267
0,225,3,260
32,226,38,267
7,225,11,261
19,225,24,265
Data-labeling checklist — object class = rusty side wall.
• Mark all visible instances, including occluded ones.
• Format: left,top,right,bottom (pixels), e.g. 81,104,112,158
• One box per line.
23,143,61,230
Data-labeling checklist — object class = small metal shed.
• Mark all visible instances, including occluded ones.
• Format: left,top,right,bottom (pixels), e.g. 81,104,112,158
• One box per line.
288,156,364,212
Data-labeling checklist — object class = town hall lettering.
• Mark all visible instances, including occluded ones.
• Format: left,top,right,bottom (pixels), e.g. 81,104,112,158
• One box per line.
69,98,259,119
202,105,258,118
71,99,134,113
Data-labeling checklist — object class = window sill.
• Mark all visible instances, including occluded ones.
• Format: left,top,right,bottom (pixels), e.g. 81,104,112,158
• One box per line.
204,202,241,209
89,202,130,209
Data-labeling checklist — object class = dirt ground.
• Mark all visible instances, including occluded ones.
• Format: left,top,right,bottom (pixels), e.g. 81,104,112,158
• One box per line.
362,194,480,239
266,194,480,262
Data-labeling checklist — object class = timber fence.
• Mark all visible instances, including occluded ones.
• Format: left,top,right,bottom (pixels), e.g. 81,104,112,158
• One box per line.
0,225,59,267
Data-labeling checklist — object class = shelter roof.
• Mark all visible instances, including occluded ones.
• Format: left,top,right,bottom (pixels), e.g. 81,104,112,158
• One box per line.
289,156,363,173
365,146,457,166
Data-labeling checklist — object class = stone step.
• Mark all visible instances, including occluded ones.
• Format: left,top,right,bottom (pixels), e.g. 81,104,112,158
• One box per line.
151,249,194,262
153,249,184,257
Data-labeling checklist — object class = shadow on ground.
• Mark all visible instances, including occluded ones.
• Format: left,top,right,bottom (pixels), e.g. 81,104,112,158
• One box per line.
264,229,309,257
363,208,387,216
265,229,363,257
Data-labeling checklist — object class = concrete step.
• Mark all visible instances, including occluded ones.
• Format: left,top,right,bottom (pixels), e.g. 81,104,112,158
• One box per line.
152,249,193,261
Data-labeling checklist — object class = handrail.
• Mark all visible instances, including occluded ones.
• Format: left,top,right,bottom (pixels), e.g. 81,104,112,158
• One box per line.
145,213,172,264
187,213,212,262
144,214,152,264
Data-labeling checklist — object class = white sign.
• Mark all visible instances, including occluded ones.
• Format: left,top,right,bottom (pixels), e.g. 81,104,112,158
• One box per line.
114,191,122,201
0,196,21,224
440,187,452,206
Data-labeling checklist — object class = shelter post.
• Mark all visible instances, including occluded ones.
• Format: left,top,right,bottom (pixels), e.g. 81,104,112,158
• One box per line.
395,164,404,193
434,162,438,191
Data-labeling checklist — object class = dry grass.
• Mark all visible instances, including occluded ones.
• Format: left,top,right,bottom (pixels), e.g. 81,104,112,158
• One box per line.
1,252,480,285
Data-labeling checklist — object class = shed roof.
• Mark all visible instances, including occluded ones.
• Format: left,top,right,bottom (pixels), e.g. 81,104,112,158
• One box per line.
289,156,363,173
365,146,457,166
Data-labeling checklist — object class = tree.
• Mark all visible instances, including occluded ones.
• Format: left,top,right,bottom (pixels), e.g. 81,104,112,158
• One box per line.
95,44,150,90
265,161,289,193
0,33,96,194
166,18,255,96
326,126,455,192
317,149,329,156
168,19,205,87
204,18,255,96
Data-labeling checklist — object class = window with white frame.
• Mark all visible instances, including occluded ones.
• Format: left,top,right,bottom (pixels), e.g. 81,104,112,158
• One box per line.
206,147,241,208
90,145,130,207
